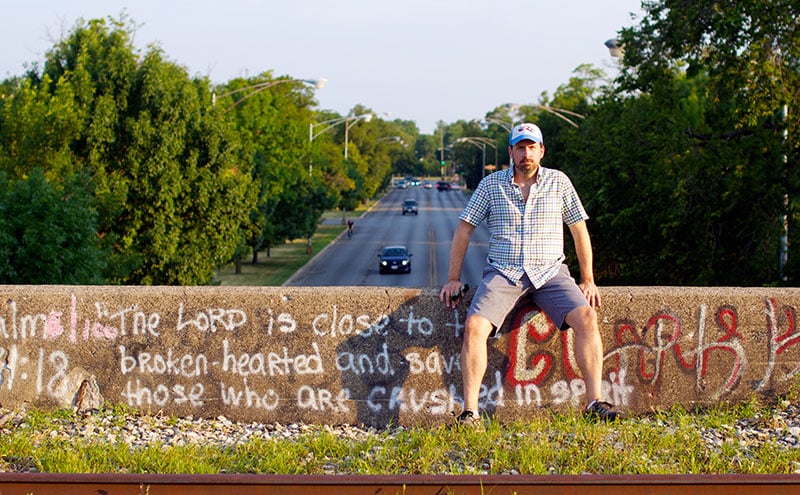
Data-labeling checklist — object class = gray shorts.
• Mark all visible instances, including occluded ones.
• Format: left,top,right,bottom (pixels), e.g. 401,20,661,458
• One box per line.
467,264,588,332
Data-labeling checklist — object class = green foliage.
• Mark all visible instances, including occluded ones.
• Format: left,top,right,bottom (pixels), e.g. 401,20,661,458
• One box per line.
0,15,412,285
221,75,331,255
0,16,257,285
615,0,800,284
0,76,84,180
272,176,335,241
447,119,490,191
560,73,784,285
110,49,255,284
619,0,799,124
411,132,446,177
0,169,105,284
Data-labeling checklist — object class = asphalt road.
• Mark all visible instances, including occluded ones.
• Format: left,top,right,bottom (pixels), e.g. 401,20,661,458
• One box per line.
285,185,490,288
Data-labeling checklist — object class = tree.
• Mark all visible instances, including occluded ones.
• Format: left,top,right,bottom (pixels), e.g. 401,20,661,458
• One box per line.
619,0,799,125
412,132,444,178
5,16,257,285
445,120,481,186
307,106,404,212
0,169,105,284
220,74,328,259
617,0,800,283
0,75,85,181
562,68,784,286
272,175,334,242
102,47,255,284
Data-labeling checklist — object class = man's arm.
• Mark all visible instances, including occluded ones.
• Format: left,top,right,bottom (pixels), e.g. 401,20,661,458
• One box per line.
440,220,476,308
568,220,601,308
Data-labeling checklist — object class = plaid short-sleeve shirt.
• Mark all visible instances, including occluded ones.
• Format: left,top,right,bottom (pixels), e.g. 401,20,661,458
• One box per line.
459,165,588,288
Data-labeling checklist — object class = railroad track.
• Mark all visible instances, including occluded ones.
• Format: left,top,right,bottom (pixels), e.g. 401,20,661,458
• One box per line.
0,473,797,494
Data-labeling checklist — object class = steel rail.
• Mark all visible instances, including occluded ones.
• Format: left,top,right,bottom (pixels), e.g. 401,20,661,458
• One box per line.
0,473,797,495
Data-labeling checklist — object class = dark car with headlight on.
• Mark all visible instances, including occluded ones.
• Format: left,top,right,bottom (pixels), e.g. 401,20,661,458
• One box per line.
402,199,418,215
378,245,412,274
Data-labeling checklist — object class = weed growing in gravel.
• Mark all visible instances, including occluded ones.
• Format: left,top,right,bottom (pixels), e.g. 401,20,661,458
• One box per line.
1,400,800,475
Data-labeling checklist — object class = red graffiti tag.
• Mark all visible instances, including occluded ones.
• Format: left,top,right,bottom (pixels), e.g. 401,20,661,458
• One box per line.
758,298,800,390
505,305,557,387
611,311,681,386
611,305,746,397
673,305,746,395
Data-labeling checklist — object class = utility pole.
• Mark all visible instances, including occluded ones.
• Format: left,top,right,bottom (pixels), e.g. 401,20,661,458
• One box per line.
439,127,446,178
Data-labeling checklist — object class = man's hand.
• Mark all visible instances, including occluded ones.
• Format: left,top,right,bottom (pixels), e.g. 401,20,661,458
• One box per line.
440,280,468,309
579,280,601,308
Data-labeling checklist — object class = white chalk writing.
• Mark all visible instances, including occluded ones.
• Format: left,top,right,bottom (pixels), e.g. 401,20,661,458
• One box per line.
336,342,395,375
406,350,460,375
177,303,247,333
220,378,280,410
119,346,208,378
221,339,323,376
312,305,390,338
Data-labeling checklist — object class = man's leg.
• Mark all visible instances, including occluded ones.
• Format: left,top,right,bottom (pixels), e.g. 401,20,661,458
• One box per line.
461,314,494,414
459,268,527,416
565,305,603,404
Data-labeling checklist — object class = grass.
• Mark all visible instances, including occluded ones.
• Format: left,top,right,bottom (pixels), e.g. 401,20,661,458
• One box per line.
214,204,373,286
2,399,800,475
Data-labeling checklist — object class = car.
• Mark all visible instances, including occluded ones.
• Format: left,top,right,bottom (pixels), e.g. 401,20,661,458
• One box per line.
405,176,420,186
422,181,433,189
378,245,412,274
402,199,418,215
436,181,452,191
396,180,408,189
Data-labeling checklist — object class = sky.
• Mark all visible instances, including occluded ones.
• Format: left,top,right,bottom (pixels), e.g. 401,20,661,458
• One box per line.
1,0,643,134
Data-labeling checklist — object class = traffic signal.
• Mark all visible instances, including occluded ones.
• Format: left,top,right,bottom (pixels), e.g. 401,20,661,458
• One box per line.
436,149,445,165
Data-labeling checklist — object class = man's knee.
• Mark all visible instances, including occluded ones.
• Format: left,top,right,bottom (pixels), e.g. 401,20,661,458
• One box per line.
464,314,493,342
566,305,597,332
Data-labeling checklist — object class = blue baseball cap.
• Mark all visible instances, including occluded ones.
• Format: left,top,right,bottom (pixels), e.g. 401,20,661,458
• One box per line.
509,123,544,145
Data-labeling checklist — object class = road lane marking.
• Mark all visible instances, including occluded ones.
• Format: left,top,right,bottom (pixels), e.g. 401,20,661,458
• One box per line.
428,224,437,287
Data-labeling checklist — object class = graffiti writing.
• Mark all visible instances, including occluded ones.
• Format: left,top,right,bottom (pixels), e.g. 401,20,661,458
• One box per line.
1,291,800,422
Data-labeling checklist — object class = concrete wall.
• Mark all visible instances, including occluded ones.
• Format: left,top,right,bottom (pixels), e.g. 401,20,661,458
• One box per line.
1,285,798,427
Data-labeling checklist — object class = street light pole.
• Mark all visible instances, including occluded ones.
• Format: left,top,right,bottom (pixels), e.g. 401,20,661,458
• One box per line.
456,137,498,179
344,114,373,160
504,103,585,128
485,117,513,133
213,77,327,112
308,113,379,174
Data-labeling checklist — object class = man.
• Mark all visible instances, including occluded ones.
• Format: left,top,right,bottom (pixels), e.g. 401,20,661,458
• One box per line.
439,123,617,426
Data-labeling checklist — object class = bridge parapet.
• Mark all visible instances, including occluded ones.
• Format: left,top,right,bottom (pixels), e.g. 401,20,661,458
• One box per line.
0,285,797,427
